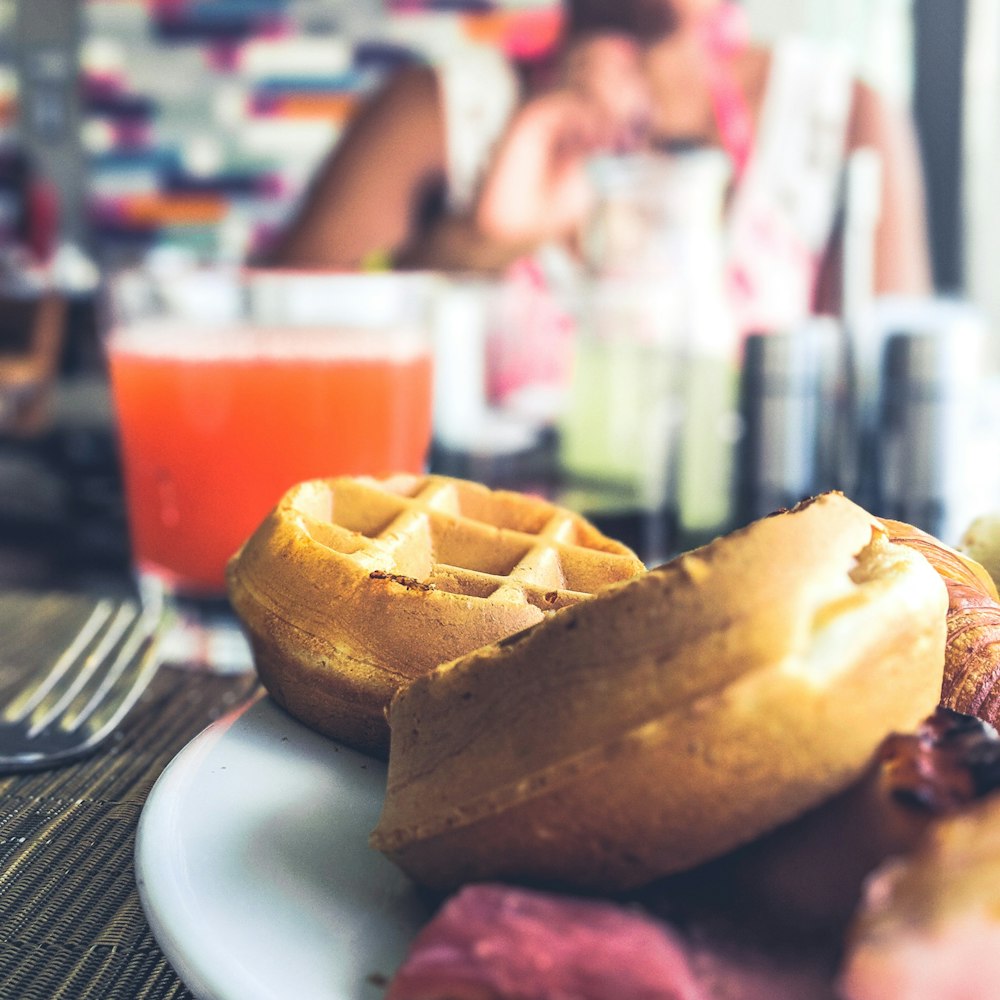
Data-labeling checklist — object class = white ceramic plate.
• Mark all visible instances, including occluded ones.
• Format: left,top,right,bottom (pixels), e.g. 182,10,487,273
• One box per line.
135,695,430,1000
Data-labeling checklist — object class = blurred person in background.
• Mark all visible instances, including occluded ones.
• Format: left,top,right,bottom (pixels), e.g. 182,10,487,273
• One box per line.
265,0,931,328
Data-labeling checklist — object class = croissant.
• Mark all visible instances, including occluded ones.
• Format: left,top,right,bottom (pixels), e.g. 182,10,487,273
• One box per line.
884,519,1000,729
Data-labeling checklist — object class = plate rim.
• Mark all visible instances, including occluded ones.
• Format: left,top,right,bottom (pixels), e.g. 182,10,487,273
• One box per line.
134,693,421,1000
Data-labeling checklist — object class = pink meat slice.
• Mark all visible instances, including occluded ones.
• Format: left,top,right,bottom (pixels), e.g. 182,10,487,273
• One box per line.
386,883,707,1000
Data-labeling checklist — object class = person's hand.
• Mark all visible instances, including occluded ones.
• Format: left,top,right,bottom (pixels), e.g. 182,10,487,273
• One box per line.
560,33,652,143
474,35,651,247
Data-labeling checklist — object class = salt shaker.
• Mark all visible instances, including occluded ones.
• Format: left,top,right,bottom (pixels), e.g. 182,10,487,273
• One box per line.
877,321,985,544
737,319,840,521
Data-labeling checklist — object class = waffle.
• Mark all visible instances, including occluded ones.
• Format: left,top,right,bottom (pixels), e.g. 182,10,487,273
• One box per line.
226,473,645,757
371,494,949,893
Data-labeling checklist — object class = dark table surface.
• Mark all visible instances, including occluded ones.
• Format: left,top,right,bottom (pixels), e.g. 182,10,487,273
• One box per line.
0,589,261,1000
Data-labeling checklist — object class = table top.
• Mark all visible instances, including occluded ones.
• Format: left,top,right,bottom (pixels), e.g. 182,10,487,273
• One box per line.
0,589,261,1000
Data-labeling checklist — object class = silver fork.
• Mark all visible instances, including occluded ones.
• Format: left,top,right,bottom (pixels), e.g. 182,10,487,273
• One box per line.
0,597,162,773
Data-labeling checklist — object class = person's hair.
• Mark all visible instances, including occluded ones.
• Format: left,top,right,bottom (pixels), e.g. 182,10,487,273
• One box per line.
564,0,679,42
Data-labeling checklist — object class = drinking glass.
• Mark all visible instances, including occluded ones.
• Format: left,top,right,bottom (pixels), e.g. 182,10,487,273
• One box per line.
105,264,435,670
559,149,737,561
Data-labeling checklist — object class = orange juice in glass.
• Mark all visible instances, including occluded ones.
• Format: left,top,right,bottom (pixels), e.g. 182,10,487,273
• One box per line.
105,267,435,669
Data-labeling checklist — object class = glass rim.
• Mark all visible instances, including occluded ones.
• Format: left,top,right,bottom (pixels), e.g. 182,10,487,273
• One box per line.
101,262,439,347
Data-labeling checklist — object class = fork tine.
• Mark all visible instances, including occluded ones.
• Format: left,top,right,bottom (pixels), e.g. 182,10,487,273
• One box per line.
60,607,159,735
0,601,162,773
25,601,141,738
2,598,118,724
72,614,162,747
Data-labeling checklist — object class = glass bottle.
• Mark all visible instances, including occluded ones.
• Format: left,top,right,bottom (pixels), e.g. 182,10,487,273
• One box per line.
558,147,738,558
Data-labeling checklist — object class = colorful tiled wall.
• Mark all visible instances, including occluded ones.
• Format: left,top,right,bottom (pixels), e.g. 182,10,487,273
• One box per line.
81,0,561,265
0,0,22,250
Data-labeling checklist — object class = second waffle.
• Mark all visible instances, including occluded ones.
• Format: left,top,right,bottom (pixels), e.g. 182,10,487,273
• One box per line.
226,474,646,757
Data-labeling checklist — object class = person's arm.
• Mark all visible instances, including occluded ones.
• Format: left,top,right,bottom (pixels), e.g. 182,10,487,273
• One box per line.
472,35,651,249
848,80,933,296
403,35,652,272
393,213,537,273
267,38,650,273
265,62,545,274
263,65,448,269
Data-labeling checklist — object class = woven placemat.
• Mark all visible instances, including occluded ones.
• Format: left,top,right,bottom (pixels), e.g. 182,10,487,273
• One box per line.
0,592,260,1000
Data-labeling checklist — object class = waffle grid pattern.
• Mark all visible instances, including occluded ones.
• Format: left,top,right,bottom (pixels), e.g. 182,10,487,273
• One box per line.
293,475,644,613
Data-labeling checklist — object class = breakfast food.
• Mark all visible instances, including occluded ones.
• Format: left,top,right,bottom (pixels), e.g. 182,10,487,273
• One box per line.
927,573,1000,730
386,883,706,1000
371,493,949,892
885,519,1000,730
226,473,645,756
837,790,1000,1000
389,881,849,1000
959,514,1000,587
386,711,1000,1000
653,707,1000,938
883,519,999,600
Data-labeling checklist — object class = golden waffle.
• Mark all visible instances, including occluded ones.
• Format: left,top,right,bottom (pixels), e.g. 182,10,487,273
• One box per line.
226,473,645,757
371,494,949,892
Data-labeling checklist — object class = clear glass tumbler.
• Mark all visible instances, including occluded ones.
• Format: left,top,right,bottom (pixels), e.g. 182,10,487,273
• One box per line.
105,264,435,670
